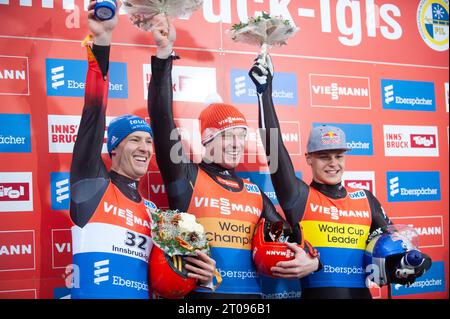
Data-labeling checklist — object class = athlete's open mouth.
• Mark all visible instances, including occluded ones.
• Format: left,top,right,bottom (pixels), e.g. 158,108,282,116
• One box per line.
134,155,148,163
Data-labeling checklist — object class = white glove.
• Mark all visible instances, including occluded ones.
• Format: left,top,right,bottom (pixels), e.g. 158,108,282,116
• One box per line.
248,53,274,94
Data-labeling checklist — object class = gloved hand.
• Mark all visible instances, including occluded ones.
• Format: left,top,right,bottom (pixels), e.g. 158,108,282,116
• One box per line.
248,53,274,94
386,252,432,286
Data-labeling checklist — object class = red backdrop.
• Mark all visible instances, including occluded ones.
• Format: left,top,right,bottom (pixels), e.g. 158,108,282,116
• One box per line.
0,0,448,299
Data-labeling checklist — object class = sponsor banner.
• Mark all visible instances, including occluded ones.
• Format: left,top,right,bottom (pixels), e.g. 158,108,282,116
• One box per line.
246,120,302,156
0,56,29,95
0,230,35,271
390,215,444,248
301,247,367,288
237,171,302,206
0,114,31,153
51,229,72,269
201,247,260,294
387,171,441,202
384,125,439,157
381,79,436,111
46,58,128,98
302,220,370,250
342,171,376,195
0,172,33,212
197,217,256,250
313,123,373,156
50,172,70,210
53,287,71,299
392,261,446,296
417,0,449,52
147,171,168,209
0,289,36,299
143,64,216,102
231,69,298,106
48,115,113,153
71,252,149,298
445,82,449,112
309,74,371,109
261,276,301,299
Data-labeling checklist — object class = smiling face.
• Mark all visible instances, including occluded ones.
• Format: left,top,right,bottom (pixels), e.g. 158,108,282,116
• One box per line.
110,131,153,180
306,150,346,185
203,127,247,169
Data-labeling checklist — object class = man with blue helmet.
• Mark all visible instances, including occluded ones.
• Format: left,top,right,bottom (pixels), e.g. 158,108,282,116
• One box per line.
249,54,431,299
69,0,215,299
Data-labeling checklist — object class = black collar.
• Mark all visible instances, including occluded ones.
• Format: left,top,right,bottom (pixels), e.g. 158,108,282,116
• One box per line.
109,170,142,202
310,180,347,199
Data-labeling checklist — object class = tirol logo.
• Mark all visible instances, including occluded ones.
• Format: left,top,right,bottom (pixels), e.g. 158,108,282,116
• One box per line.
417,0,449,52
143,64,216,102
381,79,436,111
51,229,72,269
46,58,128,98
51,172,70,210
313,123,373,156
0,172,33,212
309,74,371,109
0,230,35,272
390,216,444,248
231,69,298,106
342,171,376,195
392,261,446,296
48,115,113,153
0,114,31,153
384,125,439,157
237,171,302,206
0,56,29,95
387,171,441,202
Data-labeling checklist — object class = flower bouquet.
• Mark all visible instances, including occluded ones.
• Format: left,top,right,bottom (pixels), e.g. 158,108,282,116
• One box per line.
122,0,203,31
228,12,299,57
149,209,210,298
151,209,210,256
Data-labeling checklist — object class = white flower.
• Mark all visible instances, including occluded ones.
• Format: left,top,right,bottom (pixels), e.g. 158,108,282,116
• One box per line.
178,213,204,234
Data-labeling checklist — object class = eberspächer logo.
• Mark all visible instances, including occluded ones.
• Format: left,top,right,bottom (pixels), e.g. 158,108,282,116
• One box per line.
46,58,128,98
387,171,441,202
382,79,436,111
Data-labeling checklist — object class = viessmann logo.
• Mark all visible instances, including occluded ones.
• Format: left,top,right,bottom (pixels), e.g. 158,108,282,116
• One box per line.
310,74,371,109
48,115,113,153
51,229,72,269
384,125,439,157
0,230,35,272
0,172,33,212
390,215,444,248
46,58,128,98
231,69,298,106
0,56,29,96
387,171,441,202
143,64,216,102
382,79,436,111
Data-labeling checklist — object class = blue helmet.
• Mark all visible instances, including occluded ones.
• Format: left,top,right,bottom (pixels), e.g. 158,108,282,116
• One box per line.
364,225,419,286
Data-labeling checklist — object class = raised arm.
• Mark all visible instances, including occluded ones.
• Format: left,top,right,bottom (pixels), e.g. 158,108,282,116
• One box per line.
249,55,309,225
147,15,198,210
70,0,119,226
